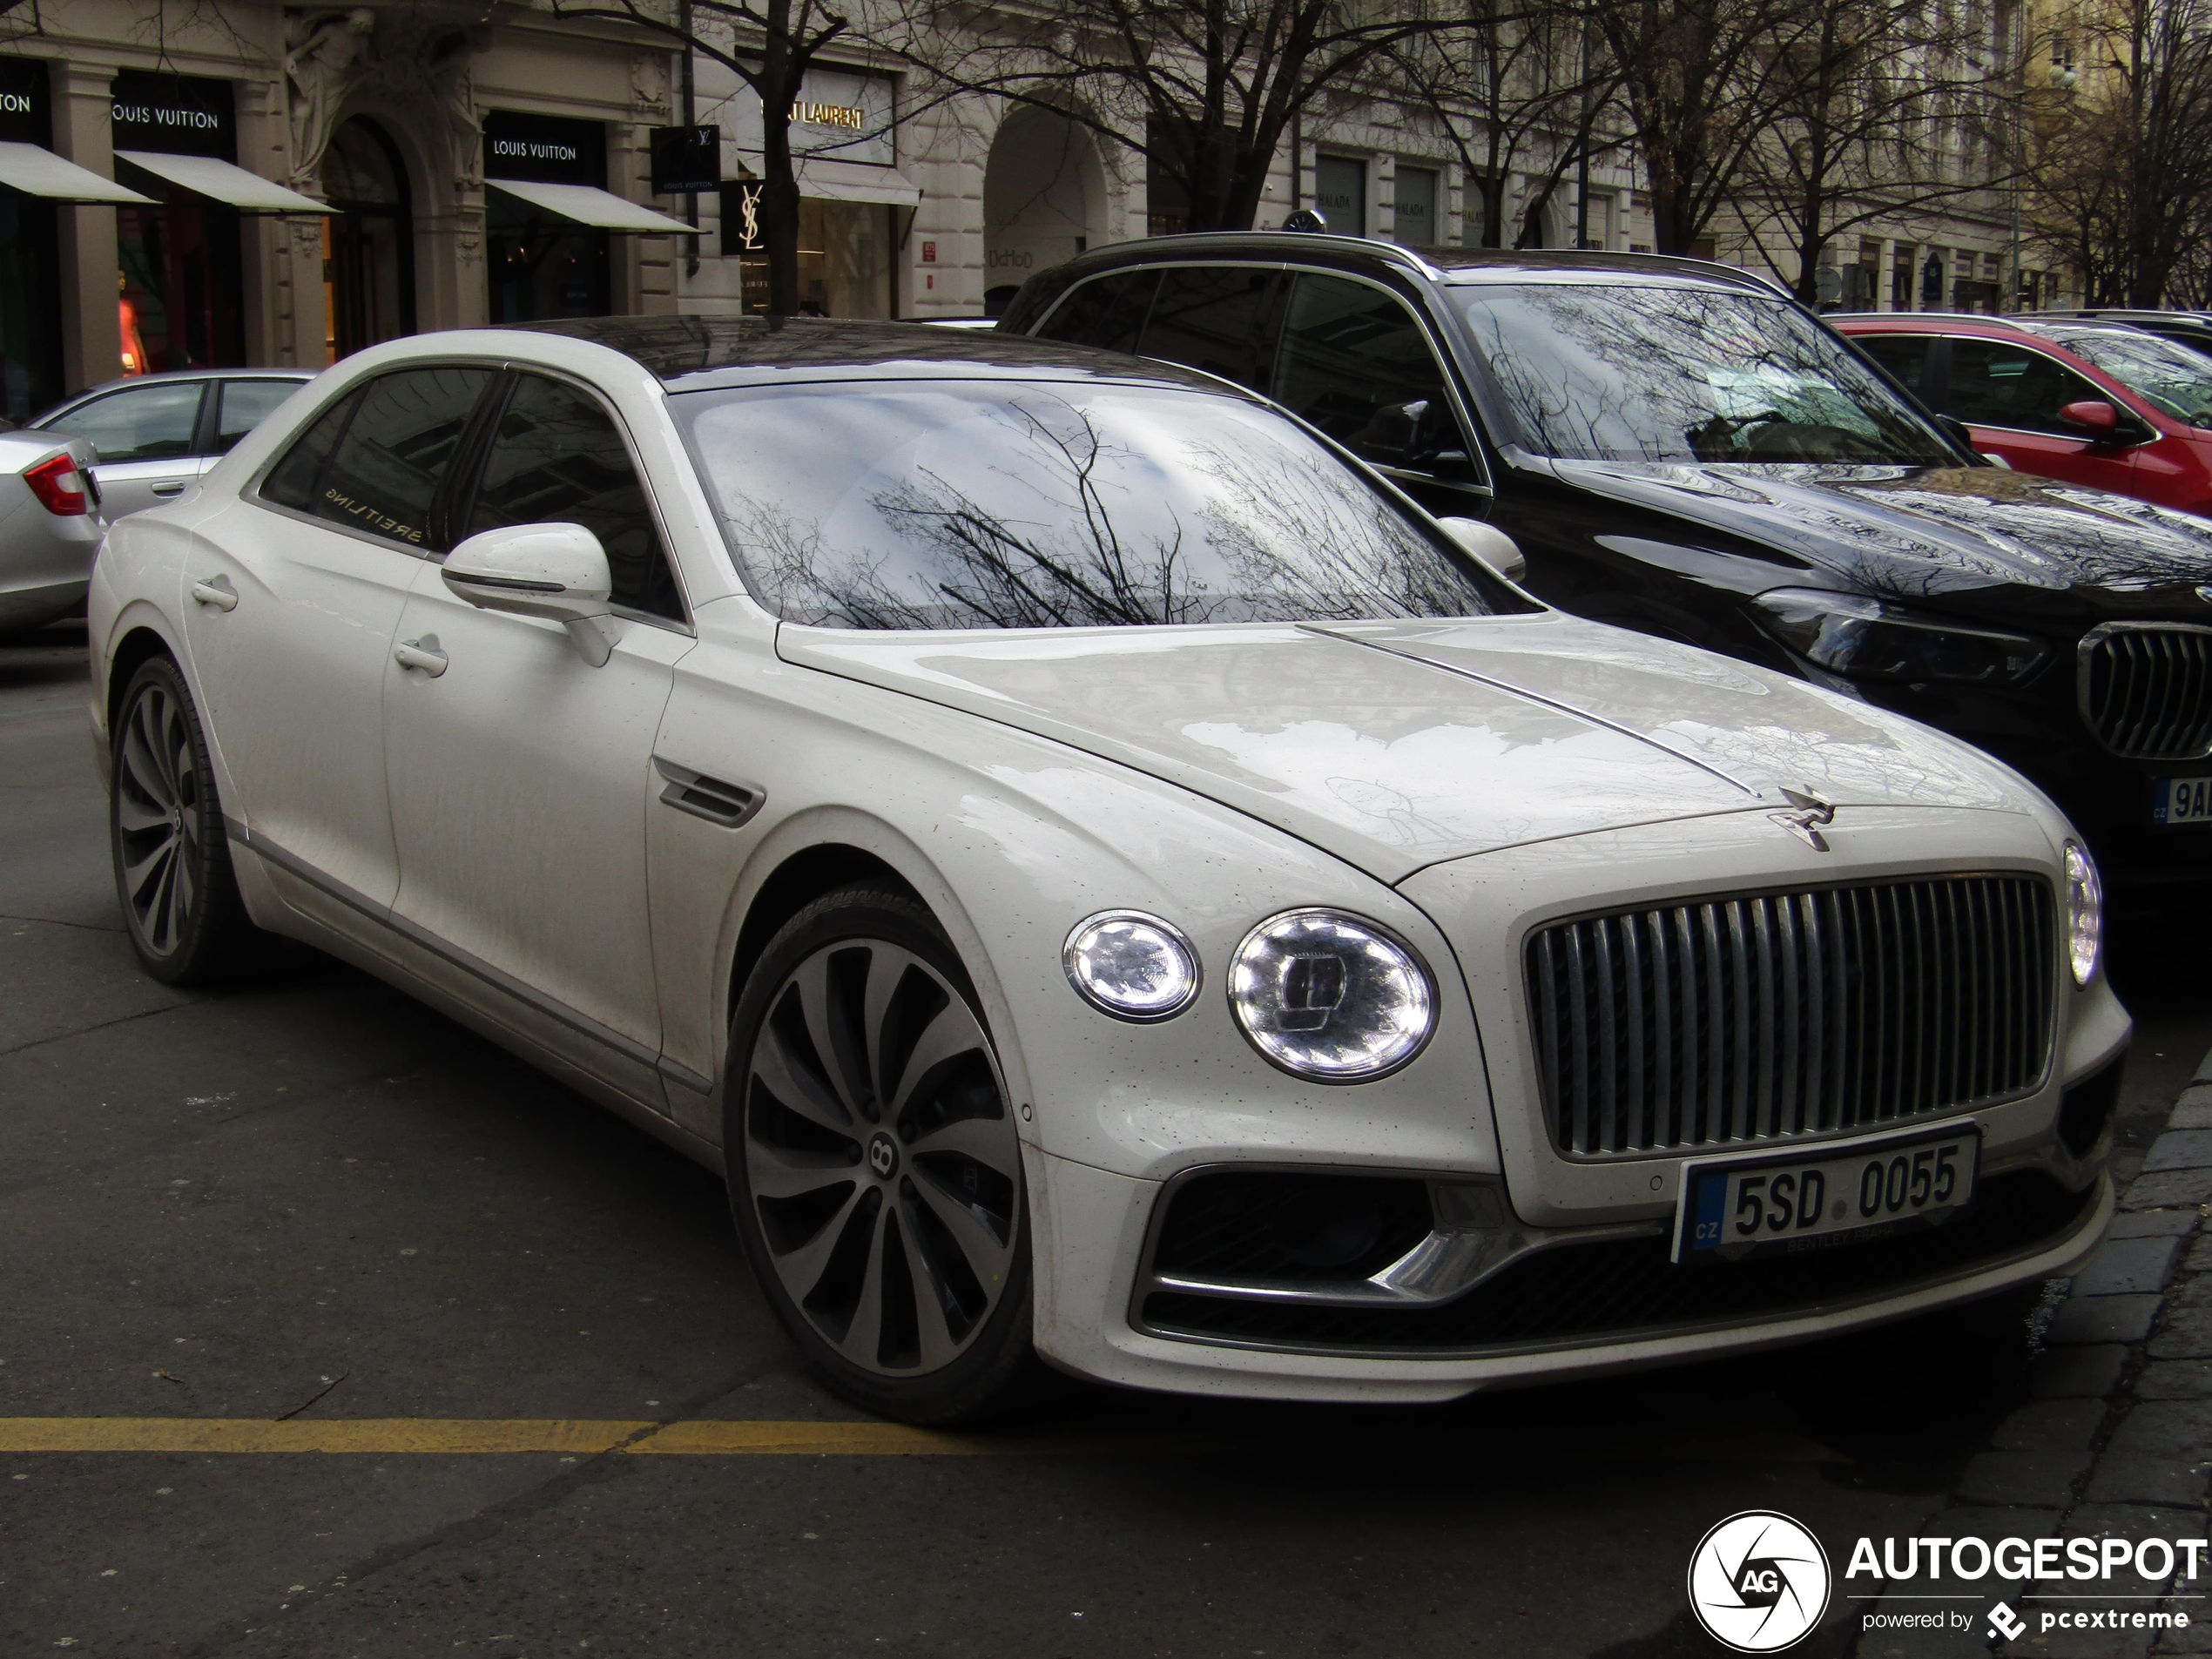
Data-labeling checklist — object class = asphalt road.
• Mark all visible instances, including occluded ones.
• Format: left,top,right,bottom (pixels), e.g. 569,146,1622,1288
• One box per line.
4,621,2208,1659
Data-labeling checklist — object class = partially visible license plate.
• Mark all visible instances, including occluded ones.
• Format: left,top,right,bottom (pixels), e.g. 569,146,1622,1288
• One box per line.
1673,1125,1979,1264
2154,775,2212,826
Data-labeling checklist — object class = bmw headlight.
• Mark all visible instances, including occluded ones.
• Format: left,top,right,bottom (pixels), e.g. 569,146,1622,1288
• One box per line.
1750,589,2047,685
1063,911,1200,1022
2063,841,2103,986
1228,910,1435,1081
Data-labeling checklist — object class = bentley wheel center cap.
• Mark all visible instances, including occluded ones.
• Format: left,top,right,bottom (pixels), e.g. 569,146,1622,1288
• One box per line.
867,1130,900,1180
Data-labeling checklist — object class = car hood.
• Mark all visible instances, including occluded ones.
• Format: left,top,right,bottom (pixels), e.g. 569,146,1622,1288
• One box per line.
778,610,2028,884
1553,459,2212,600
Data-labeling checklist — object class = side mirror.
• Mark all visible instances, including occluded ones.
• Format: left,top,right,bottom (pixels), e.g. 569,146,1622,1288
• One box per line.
1437,516,1527,583
2059,399,2122,438
442,522,619,666
1360,399,1428,461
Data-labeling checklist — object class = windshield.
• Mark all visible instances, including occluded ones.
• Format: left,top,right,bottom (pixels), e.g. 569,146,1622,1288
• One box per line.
2031,327,2212,428
674,381,1516,630
1451,284,1957,465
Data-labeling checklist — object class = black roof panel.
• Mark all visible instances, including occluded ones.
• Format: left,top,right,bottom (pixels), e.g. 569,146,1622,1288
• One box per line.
516,314,1238,394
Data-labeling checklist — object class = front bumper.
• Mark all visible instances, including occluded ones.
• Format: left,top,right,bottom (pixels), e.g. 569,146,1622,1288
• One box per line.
1031,1150,2111,1402
1024,805,2126,1400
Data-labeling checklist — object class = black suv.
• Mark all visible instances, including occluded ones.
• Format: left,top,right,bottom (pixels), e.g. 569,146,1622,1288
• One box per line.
1000,233,2212,893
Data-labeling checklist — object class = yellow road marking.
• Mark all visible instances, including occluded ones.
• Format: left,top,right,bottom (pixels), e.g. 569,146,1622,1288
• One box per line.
0,1418,1844,1460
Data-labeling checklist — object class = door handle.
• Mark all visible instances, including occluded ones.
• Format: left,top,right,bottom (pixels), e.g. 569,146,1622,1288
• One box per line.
189,576,238,611
152,482,186,497
393,635,448,678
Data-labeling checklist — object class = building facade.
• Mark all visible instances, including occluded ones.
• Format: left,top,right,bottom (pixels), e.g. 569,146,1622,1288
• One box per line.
0,0,2081,420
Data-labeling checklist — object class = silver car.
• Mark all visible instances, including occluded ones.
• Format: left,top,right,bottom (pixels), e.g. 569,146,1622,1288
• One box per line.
30,369,313,519
0,429,103,634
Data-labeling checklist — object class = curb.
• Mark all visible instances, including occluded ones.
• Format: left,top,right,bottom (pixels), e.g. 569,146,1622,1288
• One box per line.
1861,1046,2212,1657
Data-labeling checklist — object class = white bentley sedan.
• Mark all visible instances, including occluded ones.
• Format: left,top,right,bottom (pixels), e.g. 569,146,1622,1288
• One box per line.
88,319,2129,1422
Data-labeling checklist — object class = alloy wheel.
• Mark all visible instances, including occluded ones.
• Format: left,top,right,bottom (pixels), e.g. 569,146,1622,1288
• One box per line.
114,679,202,957
742,939,1021,1377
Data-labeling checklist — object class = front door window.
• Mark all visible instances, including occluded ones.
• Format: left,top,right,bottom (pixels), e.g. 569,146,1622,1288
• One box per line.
1272,273,1453,469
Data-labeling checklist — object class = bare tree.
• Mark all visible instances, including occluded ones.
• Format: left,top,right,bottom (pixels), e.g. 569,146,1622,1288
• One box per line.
548,0,851,314
1393,0,1627,248
2027,0,2212,306
1728,0,2009,305
1589,0,1804,253
891,0,1481,233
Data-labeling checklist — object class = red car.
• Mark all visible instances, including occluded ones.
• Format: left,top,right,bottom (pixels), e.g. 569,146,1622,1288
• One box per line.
1833,312,2212,516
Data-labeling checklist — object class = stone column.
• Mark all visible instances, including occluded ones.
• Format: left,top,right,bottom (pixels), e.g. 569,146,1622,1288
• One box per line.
50,58,120,391
1878,238,1898,311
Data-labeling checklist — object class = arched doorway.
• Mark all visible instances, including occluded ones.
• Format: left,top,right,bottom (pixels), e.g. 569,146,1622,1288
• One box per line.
982,107,1104,317
321,116,415,362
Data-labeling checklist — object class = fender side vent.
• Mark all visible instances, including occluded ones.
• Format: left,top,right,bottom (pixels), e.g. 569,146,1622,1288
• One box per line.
654,757,765,828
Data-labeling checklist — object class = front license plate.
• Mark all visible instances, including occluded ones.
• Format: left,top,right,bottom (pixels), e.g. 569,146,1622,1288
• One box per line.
1673,1126,1979,1264
2154,775,2212,826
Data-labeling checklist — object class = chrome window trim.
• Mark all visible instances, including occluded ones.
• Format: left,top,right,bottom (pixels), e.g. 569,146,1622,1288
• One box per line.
1029,259,1497,497
242,356,698,637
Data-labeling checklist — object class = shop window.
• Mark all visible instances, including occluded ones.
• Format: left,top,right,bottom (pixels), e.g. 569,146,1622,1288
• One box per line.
461,374,683,621
1313,156,1366,238
1394,167,1438,247
722,193,892,318
111,71,246,374
0,56,62,419
484,111,611,324
321,117,415,362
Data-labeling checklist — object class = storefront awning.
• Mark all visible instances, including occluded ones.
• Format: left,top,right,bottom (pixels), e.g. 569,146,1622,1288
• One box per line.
793,158,920,206
487,180,700,233
0,141,153,205
113,151,331,213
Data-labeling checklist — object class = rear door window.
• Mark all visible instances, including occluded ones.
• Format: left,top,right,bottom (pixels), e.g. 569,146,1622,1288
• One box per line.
1135,266,1285,392
44,381,205,463
1272,273,1453,466
260,367,494,550
1942,339,2108,435
459,373,685,623
1852,334,1932,397
1035,270,1158,354
212,379,305,454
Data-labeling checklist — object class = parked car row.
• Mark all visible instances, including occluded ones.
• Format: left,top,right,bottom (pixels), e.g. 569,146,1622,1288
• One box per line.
999,236,2212,894
87,302,2135,1422
0,370,313,637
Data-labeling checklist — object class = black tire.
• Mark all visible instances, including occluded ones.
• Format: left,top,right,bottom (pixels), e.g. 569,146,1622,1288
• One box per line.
109,656,261,985
725,885,1037,1425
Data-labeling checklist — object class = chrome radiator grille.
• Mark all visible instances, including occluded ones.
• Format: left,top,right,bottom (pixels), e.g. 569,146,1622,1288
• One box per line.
1526,877,2057,1160
2080,625,2212,759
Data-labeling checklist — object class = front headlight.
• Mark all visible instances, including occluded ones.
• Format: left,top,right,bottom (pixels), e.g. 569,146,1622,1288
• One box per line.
1063,911,1200,1021
1750,589,2047,685
2064,841,2103,985
1227,909,1435,1081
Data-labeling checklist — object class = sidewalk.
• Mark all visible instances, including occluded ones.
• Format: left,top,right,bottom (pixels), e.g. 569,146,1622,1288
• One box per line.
1860,1046,2212,1657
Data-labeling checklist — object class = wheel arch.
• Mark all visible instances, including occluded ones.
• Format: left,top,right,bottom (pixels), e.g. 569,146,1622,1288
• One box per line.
712,808,1039,1123
101,616,185,780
